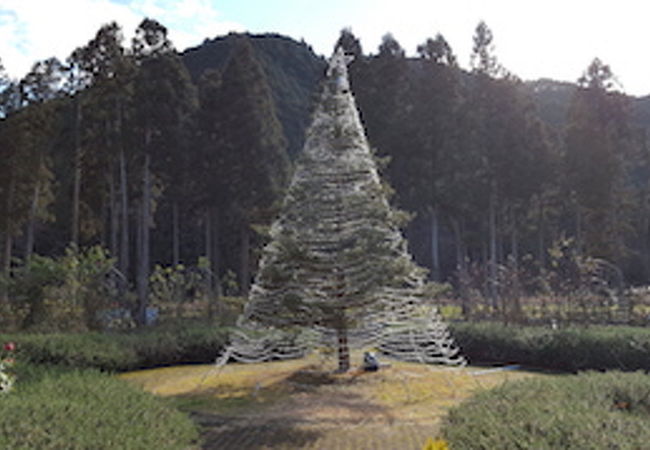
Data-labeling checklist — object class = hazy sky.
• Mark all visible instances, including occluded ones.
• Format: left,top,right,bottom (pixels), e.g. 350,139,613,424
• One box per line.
1,0,648,96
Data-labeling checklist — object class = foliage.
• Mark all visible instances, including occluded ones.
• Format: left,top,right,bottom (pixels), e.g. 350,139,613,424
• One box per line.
450,321,650,372
6,246,116,331
149,263,205,316
239,47,463,370
443,371,650,449
0,369,199,449
3,23,650,335
183,32,324,157
449,235,631,325
0,321,228,372
0,341,17,394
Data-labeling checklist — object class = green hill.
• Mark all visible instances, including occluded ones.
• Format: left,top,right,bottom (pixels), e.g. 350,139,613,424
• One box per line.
182,33,326,157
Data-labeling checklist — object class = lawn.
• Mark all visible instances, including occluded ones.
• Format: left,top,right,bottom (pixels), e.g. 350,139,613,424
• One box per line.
120,353,546,449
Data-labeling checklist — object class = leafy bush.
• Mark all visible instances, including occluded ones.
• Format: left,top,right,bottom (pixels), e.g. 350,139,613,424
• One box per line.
125,321,229,368
0,369,199,449
6,246,116,332
4,333,140,371
450,321,650,372
0,321,228,372
443,371,650,449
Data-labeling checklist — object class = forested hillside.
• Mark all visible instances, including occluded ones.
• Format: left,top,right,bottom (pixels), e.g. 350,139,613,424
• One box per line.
182,33,325,156
1,18,649,331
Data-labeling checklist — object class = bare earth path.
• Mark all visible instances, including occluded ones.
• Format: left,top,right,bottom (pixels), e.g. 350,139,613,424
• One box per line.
120,355,544,449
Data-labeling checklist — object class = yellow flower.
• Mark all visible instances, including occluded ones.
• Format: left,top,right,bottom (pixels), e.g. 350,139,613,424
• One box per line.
422,438,449,450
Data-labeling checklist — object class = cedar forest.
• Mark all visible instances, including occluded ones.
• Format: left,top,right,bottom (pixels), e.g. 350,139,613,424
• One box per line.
1,18,650,330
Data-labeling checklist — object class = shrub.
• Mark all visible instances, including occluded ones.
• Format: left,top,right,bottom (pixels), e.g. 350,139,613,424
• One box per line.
450,322,650,372
0,321,228,372
125,321,229,368
443,371,650,449
0,369,199,449
1,333,139,371
6,246,116,332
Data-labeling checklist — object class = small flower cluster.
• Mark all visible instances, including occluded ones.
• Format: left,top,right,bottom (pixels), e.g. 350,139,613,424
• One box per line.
0,342,17,394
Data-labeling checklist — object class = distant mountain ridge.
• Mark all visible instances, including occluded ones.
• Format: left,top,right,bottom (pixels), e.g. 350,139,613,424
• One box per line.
182,32,649,149
182,33,326,157
524,78,650,132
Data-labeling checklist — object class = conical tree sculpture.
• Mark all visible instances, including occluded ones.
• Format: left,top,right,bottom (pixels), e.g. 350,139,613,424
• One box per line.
227,47,464,372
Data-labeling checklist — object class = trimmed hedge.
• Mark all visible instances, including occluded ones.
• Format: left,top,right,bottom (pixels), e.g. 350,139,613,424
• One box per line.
0,369,199,449
1,321,228,372
450,321,650,372
443,371,650,449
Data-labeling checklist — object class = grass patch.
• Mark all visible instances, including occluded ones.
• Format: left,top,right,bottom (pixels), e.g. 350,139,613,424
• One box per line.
121,353,545,450
120,354,540,421
0,368,199,449
443,370,650,449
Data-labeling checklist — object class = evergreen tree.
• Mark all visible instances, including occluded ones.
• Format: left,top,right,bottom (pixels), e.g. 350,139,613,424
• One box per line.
565,58,631,263
71,22,132,249
0,58,62,283
234,47,464,372
217,36,290,295
194,68,227,300
130,18,197,324
404,33,460,280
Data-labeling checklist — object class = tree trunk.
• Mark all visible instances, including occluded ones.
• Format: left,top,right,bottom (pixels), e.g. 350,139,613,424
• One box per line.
172,201,180,266
136,130,152,325
2,178,15,303
72,98,82,248
109,163,118,260
430,205,440,282
451,217,470,317
205,207,222,319
488,185,498,304
116,96,129,290
204,208,214,316
119,148,129,283
2,232,11,303
644,203,650,283
575,199,583,255
24,183,39,262
336,322,350,372
240,222,251,297
537,198,546,269
510,209,519,266
211,207,221,292
205,208,212,275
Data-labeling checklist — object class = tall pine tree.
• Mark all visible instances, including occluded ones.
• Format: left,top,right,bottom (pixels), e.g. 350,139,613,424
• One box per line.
217,36,290,296
232,47,464,372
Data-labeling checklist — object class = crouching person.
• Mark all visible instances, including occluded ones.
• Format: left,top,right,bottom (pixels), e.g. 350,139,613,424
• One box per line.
363,351,379,372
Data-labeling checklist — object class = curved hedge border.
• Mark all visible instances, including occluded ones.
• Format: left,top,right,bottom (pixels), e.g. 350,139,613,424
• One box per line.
0,369,198,449
1,321,229,372
6,321,650,374
450,322,650,372
443,371,650,449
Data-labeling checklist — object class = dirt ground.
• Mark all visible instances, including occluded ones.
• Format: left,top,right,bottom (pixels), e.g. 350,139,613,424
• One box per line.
120,355,544,449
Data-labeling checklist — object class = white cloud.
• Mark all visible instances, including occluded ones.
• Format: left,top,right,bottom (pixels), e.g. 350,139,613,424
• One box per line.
128,0,243,50
0,0,242,81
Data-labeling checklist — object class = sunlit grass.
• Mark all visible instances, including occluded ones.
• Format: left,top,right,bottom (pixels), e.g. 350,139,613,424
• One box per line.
120,352,546,420
119,355,550,449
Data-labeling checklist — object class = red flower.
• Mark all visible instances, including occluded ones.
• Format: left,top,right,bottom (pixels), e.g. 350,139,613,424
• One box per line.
3,342,16,352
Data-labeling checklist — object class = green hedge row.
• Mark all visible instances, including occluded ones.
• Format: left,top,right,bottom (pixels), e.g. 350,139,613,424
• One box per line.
0,369,199,449
1,321,229,372
443,371,650,449
450,321,650,372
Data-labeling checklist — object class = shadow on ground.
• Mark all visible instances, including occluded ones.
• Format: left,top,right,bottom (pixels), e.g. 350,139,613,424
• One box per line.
192,413,323,450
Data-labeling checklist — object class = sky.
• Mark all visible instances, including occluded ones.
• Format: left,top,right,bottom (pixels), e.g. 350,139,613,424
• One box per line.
1,0,649,96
